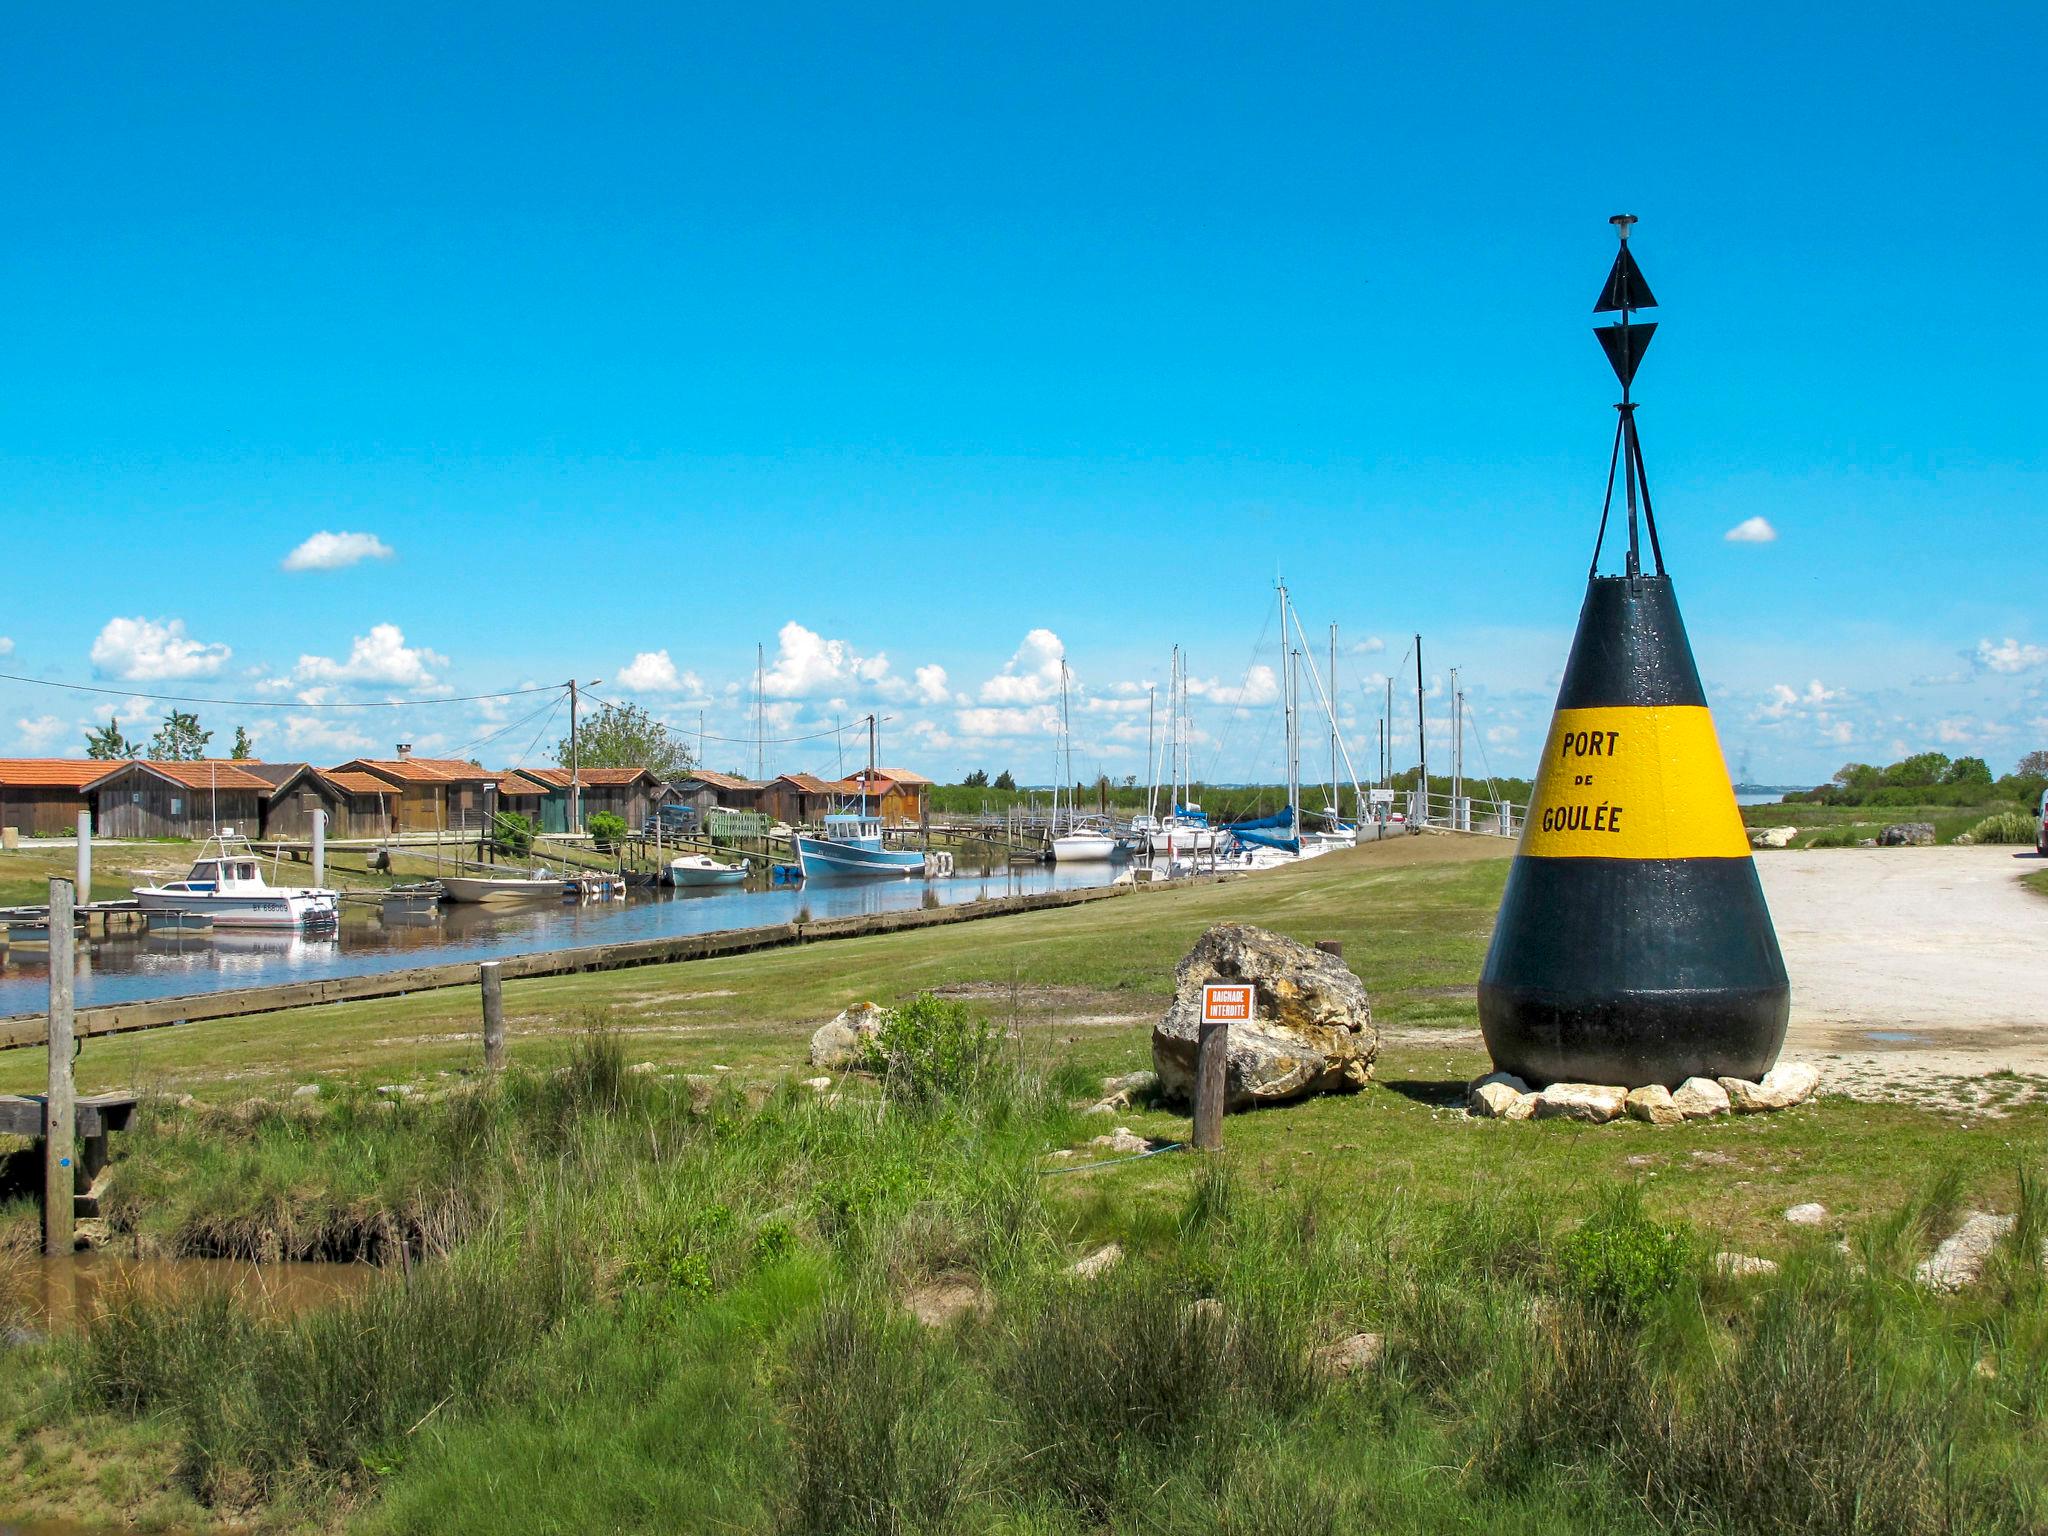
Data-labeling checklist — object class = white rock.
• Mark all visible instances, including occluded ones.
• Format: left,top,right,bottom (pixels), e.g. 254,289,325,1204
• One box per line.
1750,826,1797,849
1090,1126,1152,1155
808,1001,888,1069
1310,1331,1385,1377
1916,1211,2017,1293
1532,1083,1628,1124
627,1061,658,1075
1759,1061,1820,1107
291,1084,321,1099
1069,1243,1124,1279
1713,1252,1780,1279
1784,1202,1829,1226
1719,1077,1774,1113
801,1076,832,1092
1468,1082,1528,1119
1101,1070,1158,1098
1625,1084,1683,1126
1671,1077,1731,1119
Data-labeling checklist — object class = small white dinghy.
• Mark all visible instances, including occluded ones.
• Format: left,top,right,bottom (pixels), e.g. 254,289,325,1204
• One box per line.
668,854,746,887
132,832,339,930
439,872,562,903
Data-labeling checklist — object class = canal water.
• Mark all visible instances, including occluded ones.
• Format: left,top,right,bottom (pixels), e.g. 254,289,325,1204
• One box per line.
1,1251,378,1335
0,863,1117,1015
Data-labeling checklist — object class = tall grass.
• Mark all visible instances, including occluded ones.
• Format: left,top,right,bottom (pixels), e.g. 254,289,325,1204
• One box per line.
30,1006,2048,1534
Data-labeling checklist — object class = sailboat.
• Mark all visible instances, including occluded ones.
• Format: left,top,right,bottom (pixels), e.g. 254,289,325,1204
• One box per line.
1148,647,1219,857
1050,661,1116,862
791,715,929,879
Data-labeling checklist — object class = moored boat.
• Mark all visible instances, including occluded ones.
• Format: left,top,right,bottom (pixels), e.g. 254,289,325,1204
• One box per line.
668,854,747,887
792,814,927,879
131,833,339,930
439,873,562,903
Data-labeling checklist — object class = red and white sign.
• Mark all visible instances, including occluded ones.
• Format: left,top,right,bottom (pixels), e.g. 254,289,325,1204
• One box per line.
1201,982,1254,1024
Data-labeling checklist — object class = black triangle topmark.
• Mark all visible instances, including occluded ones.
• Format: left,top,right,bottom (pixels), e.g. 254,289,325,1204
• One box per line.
1593,245,1657,312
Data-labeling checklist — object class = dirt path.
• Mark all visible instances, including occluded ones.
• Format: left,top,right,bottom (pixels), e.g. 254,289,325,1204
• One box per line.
1758,846,2048,1109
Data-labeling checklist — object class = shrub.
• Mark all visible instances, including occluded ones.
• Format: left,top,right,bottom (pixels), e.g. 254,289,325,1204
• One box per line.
586,811,627,849
1965,810,2037,845
1553,1187,1690,1324
857,993,1001,1107
490,810,535,858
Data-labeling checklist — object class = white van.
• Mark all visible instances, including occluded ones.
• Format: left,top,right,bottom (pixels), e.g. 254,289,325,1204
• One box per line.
2038,788,2047,856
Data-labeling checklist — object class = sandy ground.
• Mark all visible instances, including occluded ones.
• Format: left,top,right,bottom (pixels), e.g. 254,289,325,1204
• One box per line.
1759,845,2048,1109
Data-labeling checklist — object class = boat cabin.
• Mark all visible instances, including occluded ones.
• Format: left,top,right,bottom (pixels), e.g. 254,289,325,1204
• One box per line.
821,813,884,846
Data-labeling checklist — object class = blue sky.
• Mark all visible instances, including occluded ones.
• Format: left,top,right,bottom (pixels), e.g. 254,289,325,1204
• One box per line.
3,3,2042,786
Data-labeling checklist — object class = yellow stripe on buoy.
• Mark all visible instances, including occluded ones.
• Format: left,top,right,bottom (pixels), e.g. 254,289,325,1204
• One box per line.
1521,705,1749,860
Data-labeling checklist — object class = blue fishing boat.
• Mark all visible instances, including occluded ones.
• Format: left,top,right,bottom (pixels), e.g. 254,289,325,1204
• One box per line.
789,713,929,880
792,812,928,879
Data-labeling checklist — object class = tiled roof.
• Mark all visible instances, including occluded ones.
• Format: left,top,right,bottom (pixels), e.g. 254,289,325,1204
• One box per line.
86,760,274,792
241,762,310,787
340,757,493,784
510,766,657,788
679,770,760,791
870,767,934,786
326,771,396,796
773,773,838,793
0,758,107,790
494,772,552,796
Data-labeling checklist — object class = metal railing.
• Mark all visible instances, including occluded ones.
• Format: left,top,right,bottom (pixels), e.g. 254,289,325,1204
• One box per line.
1407,789,1523,838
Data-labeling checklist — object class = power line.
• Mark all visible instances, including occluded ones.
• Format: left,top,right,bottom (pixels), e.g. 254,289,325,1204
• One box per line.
0,671,562,711
577,687,881,749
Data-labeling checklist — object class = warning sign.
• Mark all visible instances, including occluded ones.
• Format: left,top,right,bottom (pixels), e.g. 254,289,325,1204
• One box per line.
1201,982,1254,1024
1521,705,1749,860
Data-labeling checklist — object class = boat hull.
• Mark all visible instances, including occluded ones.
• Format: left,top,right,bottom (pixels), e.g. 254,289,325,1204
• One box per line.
668,857,747,887
132,889,336,930
1051,833,1117,862
792,835,927,879
439,876,564,903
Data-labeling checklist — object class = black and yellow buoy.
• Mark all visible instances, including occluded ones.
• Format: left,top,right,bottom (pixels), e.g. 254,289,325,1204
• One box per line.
1477,217,1790,1089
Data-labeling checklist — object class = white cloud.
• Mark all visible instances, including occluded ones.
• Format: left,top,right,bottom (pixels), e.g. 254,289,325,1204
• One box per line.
1724,516,1778,544
90,616,232,680
1184,665,1280,707
1975,637,2048,675
282,531,395,572
979,629,1066,703
1486,725,1520,745
0,636,12,656
1347,636,1386,656
281,715,375,755
294,624,447,688
16,714,67,750
617,649,704,695
914,664,950,705
1757,679,1841,720
762,621,894,699
954,704,1061,739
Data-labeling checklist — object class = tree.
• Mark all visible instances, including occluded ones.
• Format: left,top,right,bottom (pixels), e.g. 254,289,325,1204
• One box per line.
992,770,1016,792
147,710,211,761
1830,762,1877,791
84,717,140,760
230,726,254,760
2015,750,2048,778
558,700,694,782
1941,755,1992,788
961,769,990,788
1880,752,1949,789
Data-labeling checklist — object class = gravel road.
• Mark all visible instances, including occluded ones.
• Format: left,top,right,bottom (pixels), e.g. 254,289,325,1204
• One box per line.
1758,845,2048,1106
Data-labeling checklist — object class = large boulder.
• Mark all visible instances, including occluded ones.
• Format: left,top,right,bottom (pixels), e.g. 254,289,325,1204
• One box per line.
1750,826,1797,849
1151,924,1376,1109
809,1001,888,1069
1879,822,1935,847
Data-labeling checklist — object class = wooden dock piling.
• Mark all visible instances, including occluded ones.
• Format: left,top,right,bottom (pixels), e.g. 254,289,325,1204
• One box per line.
1193,1017,1227,1152
44,877,76,1256
480,961,506,1072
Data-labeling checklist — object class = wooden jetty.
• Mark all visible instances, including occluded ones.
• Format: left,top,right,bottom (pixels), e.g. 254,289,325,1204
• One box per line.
0,871,1230,1050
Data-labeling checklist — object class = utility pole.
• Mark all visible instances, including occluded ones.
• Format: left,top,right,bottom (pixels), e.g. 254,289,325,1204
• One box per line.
1384,675,1394,789
44,877,75,1256
1414,634,1428,825
755,643,766,781
568,678,581,833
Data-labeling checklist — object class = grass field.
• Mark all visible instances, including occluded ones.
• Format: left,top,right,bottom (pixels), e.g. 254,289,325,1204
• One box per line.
2,839,2044,1532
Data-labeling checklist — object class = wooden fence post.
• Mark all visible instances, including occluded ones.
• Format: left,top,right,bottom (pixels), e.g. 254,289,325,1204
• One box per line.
1316,939,1344,960
45,877,76,1256
1193,1017,1227,1151
480,962,506,1072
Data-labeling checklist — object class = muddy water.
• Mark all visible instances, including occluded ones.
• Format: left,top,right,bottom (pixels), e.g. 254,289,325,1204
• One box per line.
0,1251,377,1334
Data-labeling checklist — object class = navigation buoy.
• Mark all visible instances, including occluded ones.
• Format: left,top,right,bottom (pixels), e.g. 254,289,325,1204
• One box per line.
1477,217,1790,1089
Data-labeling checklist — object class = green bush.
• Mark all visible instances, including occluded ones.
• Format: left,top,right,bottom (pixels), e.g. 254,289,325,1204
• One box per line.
856,992,1001,1107
1553,1188,1691,1323
490,810,536,859
586,811,627,848
1965,810,2038,845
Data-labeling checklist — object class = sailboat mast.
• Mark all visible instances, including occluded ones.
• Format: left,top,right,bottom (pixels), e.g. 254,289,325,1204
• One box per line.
1145,684,1157,823
1328,621,1339,820
1414,634,1428,825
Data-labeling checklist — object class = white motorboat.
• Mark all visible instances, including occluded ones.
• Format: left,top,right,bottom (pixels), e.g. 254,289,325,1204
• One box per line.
132,833,339,930
439,873,562,903
668,854,746,887
1052,825,1118,862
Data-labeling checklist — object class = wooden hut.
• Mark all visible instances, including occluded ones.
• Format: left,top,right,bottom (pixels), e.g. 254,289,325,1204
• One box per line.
510,766,665,829
253,764,397,840
0,759,106,837
332,753,495,833
668,771,766,826
833,767,933,828
85,760,271,839
492,770,568,834
760,772,841,828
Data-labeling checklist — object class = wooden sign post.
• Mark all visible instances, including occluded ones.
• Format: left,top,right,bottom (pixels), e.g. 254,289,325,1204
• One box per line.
1194,981,1252,1152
